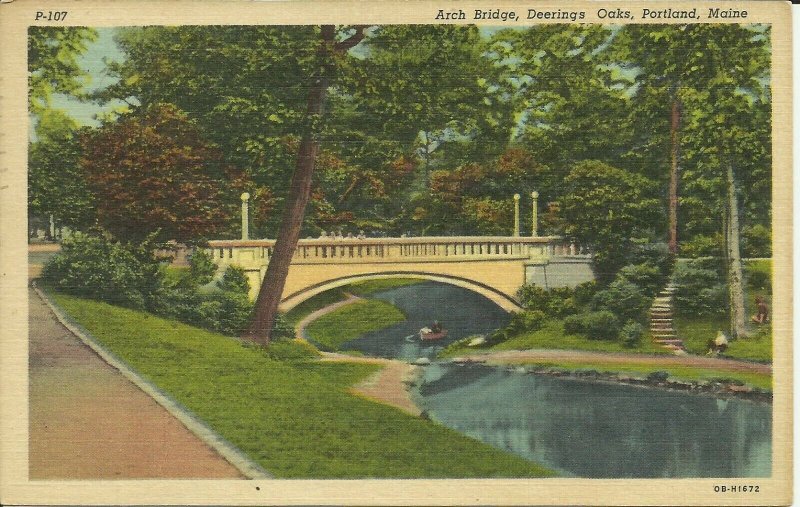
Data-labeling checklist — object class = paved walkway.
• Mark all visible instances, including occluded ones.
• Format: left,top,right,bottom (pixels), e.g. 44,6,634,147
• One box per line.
29,288,244,479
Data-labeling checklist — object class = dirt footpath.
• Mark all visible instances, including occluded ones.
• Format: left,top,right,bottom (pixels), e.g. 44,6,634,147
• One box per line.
28,288,243,479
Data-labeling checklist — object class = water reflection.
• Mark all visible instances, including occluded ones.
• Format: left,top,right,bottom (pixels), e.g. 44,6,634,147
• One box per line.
340,282,510,361
416,363,772,478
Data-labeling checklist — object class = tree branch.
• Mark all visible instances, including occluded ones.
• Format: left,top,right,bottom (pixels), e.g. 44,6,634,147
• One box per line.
335,25,369,53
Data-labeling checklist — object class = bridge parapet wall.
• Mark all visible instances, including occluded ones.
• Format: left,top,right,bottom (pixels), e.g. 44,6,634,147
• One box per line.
204,236,591,306
206,236,579,268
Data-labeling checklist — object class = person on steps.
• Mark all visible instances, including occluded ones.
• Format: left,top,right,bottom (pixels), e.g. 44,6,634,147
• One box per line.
751,296,769,324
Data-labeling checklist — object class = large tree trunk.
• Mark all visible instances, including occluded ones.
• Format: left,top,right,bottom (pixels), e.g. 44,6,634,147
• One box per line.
668,96,681,255
725,163,747,339
245,25,367,346
245,27,335,346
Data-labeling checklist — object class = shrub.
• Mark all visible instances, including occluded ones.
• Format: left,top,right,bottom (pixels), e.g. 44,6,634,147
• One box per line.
516,284,576,318
516,284,549,311
591,279,650,323
673,260,727,317
572,281,598,306
507,310,547,334
217,265,250,294
627,241,673,279
746,260,772,292
680,234,723,258
742,224,772,258
42,231,163,310
189,248,217,285
563,311,620,341
272,313,296,341
620,320,645,348
617,263,663,298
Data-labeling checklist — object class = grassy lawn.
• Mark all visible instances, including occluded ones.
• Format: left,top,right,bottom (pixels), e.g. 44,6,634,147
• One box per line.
284,289,346,325
346,278,425,296
49,291,552,478
305,299,406,351
440,320,668,358
497,359,772,390
675,259,772,363
675,316,772,362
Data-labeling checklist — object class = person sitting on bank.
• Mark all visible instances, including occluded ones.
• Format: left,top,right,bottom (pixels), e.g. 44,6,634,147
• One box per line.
751,296,769,324
706,330,729,355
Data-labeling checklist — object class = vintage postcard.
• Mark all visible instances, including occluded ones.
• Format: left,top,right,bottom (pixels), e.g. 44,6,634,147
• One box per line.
0,0,793,505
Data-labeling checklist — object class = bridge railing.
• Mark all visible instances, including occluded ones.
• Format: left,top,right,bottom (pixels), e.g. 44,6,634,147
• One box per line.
206,236,588,267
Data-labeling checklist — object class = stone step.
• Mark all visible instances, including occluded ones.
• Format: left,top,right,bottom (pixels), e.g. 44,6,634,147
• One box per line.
650,318,673,323
654,339,683,345
650,319,672,328
651,332,678,339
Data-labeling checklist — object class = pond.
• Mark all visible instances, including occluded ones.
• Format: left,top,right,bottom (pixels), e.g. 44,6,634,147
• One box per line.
415,362,771,478
335,281,772,478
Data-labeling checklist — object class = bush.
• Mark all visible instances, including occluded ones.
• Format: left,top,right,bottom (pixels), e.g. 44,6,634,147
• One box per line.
673,260,727,317
42,231,163,310
617,263,663,298
516,284,549,310
746,260,772,292
189,248,217,285
217,265,250,294
507,310,547,334
627,241,673,279
620,320,645,348
272,313,296,341
680,234,723,258
742,224,771,258
591,279,650,323
516,284,576,318
563,311,620,341
572,281,598,306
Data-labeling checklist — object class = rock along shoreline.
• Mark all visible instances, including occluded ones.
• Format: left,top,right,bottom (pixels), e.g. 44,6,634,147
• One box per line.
446,357,773,404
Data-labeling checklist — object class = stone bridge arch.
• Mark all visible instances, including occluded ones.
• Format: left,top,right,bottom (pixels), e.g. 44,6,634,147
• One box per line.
278,271,524,313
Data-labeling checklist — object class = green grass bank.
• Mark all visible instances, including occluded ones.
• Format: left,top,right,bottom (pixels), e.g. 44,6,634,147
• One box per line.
305,299,406,351
48,291,553,478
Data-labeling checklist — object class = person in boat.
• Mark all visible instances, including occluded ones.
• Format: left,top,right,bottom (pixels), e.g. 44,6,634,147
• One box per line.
706,330,729,355
430,321,443,334
751,296,769,324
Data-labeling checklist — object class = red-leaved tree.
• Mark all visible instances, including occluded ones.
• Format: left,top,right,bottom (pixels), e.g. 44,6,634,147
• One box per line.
80,104,245,244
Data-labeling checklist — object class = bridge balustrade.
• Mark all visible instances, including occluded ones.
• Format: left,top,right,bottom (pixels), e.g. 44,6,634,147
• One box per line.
206,236,587,267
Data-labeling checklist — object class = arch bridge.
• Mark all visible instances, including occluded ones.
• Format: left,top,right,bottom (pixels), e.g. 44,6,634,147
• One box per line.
206,236,593,313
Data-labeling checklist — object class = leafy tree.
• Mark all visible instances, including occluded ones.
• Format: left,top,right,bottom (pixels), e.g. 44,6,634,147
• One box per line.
560,160,661,281
79,103,246,244
28,27,97,115
28,109,95,237
677,24,771,338
491,25,632,173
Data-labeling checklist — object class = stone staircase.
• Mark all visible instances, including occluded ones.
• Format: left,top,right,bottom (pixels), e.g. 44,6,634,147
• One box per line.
649,284,686,354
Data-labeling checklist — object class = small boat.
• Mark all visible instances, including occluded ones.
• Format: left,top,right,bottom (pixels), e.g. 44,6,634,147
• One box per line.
419,327,448,341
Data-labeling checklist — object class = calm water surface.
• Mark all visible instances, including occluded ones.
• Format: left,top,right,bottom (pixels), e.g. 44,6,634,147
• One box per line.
337,281,772,478
339,282,510,360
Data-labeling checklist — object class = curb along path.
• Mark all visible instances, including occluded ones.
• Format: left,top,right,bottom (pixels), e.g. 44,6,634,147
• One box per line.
29,287,258,479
